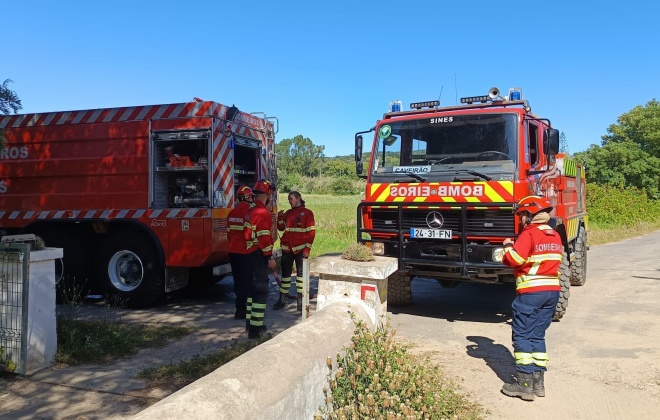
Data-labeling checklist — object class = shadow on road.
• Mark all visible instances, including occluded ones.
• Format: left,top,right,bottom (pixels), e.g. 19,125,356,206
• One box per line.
466,335,516,382
388,278,514,323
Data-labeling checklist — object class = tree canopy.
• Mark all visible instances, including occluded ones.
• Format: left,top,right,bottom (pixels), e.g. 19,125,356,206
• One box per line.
275,134,325,177
601,99,660,158
0,79,22,115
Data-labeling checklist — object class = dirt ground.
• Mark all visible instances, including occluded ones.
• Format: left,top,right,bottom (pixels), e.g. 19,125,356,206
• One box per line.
1,232,660,419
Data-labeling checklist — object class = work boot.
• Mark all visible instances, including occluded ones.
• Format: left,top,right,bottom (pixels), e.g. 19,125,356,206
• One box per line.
248,326,271,340
501,372,535,401
273,293,288,310
296,295,303,311
533,371,545,397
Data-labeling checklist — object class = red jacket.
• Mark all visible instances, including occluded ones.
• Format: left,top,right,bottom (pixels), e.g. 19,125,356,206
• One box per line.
245,200,274,257
227,201,254,254
502,224,562,294
277,205,316,255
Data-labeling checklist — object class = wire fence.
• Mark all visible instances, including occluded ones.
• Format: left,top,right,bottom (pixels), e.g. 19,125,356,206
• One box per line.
0,243,29,374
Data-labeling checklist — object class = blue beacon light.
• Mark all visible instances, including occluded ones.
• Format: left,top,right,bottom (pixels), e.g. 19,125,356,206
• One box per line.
508,88,523,101
389,100,403,112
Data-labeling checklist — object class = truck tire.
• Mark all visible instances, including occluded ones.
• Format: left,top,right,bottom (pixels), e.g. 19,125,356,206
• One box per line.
553,249,571,321
388,271,412,306
21,226,92,303
94,231,164,308
570,226,588,286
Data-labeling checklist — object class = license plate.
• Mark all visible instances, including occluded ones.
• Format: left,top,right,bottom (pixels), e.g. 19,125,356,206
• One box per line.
410,228,452,239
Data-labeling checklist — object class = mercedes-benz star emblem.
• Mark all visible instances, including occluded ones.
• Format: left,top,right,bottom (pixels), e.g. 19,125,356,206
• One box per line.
426,211,444,229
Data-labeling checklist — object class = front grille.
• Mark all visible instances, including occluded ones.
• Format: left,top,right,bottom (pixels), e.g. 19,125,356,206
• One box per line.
370,208,513,236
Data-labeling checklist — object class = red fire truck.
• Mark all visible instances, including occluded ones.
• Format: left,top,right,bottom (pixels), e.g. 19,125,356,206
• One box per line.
354,87,588,320
0,99,279,307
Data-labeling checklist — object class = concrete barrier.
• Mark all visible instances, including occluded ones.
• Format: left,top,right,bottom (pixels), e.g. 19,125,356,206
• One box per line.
133,299,373,420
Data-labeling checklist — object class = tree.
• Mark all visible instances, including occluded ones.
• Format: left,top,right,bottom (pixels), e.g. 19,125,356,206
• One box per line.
601,99,660,158
573,141,660,199
0,79,22,150
275,135,325,177
0,79,22,115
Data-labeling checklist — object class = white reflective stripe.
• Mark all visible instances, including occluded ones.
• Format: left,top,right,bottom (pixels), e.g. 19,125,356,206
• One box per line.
150,210,163,218
505,247,526,264
9,211,19,219
88,109,103,122
528,261,542,275
120,107,135,120
11,115,27,127
54,211,66,218
527,253,563,262
57,112,71,125
38,211,50,219
167,210,180,218
70,211,80,218
23,211,35,219
0,212,5,219
516,277,560,289
117,210,129,218
136,106,153,120
72,111,85,124
26,114,40,126
134,210,145,218
185,209,197,218
43,112,57,125
170,103,186,118
103,108,119,122
100,210,112,218
84,211,96,218
152,105,168,120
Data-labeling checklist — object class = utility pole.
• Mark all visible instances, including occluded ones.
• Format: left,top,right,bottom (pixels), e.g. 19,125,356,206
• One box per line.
560,131,569,155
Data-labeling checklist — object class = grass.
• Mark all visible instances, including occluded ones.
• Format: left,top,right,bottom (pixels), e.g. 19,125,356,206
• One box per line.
136,336,271,389
56,317,193,365
278,193,361,257
588,220,660,245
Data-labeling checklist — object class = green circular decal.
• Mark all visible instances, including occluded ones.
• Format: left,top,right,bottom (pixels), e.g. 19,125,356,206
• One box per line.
378,125,392,139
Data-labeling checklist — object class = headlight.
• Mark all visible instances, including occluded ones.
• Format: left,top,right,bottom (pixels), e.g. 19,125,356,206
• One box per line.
492,247,505,262
371,242,385,255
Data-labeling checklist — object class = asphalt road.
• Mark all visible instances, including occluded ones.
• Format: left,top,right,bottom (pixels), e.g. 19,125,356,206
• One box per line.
390,230,660,419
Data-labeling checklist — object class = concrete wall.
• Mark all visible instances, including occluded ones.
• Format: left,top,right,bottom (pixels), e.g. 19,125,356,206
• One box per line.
133,299,374,420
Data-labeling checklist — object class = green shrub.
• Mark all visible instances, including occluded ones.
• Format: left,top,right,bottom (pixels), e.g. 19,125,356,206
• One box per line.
317,319,484,419
587,184,660,227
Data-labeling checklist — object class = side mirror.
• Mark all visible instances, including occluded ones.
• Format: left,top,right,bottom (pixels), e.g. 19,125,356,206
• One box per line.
355,135,363,162
544,128,560,155
355,135,363,175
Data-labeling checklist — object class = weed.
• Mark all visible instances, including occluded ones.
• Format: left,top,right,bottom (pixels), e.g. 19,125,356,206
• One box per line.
342,243,374,262
317,318,485,419
136,336,271,389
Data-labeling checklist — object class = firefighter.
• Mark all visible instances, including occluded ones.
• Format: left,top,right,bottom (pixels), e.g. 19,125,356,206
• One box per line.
273,191,316,311
244,179,276,339
226,185,254,320
501,195,562,401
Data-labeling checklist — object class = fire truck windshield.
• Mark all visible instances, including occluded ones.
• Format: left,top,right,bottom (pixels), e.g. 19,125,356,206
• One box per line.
372,113,518,177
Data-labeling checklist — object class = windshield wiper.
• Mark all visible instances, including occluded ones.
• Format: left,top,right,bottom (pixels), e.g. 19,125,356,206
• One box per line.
394,172,426,182
452,169,492,181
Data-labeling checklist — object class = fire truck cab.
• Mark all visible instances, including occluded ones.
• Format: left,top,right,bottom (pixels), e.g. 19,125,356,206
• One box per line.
354,87,588,320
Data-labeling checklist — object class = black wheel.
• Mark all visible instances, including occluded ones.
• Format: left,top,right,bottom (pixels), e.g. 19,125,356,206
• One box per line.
476,151,510,161
553,249,571,321
21,226,93,303
94,231,164,308
388,271,412,306
570,226,587,286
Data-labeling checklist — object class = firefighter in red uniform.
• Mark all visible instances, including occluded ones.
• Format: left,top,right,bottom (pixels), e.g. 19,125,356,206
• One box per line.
244,180,276,339
227,185,254,320
273,191,316,311
501,195,562,401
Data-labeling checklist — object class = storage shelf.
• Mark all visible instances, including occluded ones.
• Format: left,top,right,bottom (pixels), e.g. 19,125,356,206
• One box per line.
156,166,208,172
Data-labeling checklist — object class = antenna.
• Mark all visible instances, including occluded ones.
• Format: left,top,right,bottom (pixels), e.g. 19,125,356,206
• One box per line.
454,74,458,105
437,86,444,105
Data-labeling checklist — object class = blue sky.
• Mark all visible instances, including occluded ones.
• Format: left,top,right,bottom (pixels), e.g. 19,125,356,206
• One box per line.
3,1,658,157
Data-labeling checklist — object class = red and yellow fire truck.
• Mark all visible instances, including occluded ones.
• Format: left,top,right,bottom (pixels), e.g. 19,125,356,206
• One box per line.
354,87,588,320
0,99,279,307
